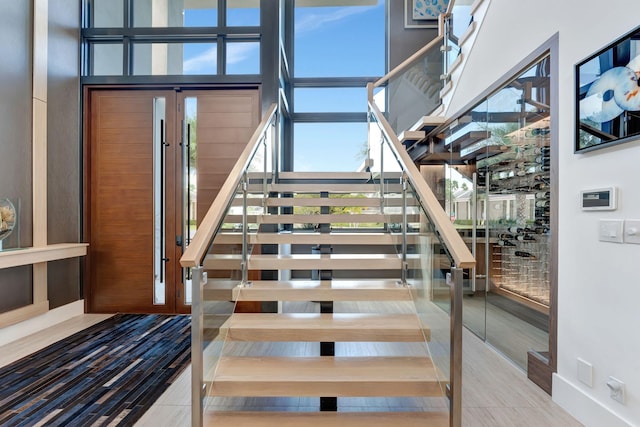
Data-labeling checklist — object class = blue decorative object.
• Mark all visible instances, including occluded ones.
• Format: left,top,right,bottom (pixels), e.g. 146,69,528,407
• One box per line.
413,0,449,19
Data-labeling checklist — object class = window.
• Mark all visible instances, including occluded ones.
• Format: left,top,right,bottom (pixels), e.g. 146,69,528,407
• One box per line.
290,1,385,171
82,0,262,79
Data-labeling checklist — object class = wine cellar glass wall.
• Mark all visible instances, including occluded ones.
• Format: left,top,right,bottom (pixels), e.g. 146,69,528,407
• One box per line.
443,55,551,369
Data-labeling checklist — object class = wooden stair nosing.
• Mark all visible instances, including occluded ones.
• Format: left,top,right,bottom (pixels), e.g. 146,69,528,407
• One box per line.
253,214,391,224
204,411,449,427
220,313,430,342
277,171,372,181
232,279,412,301
247,254,402,271
266,197,382,207
215,231,435,245
209,356,443,397
203,280,238,300
269,183,402,193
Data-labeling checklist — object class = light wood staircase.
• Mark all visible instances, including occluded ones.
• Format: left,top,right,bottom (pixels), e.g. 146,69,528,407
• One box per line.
199,171,451,426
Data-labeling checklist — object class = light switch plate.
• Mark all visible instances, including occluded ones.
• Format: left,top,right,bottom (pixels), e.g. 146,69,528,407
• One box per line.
599,220,624,243
624,220,640,244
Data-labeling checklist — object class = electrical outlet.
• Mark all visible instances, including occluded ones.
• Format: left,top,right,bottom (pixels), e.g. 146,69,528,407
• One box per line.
607,376,625,404
577,358,593,387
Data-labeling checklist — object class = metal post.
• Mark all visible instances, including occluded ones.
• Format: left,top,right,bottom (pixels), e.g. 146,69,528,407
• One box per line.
449,266,463,427
242,174,249,285
379,137,385,212
471,173,477,293
191,266,204,427
262,138,268,206
401,175,408,284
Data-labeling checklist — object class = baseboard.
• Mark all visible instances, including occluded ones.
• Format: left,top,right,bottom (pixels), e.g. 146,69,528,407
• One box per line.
553,374,634,427
0,300,85,347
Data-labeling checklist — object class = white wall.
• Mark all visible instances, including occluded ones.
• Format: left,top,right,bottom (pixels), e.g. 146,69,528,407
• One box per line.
447,1,640,426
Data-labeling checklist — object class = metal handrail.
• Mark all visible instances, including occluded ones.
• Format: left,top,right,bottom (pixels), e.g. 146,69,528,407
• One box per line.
179,103,278,268
367,84,474,269
373,35,444,90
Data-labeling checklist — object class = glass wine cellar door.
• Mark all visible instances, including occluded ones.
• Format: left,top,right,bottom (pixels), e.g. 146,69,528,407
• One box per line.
443,55,552,370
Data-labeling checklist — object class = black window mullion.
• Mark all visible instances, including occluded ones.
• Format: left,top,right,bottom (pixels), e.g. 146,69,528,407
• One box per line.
124,0,131,28
218,36,226,75
219,0,227,27
123,37,131,76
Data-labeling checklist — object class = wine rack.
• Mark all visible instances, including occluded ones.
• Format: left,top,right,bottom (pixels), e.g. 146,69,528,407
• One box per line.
483,145,551,309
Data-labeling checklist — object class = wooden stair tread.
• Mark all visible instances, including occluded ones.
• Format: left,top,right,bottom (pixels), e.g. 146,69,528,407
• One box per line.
278,171,371,181
221,313,430,342
221,213,423,224
266,197,381,207
203,280,238,300
410,115,446,133
232,279,412,301
203,254,402,270
399,130,426,145
204,411,449,427
210,356,443,397
255,214,390,224
215,231,432,245
270,183,402,193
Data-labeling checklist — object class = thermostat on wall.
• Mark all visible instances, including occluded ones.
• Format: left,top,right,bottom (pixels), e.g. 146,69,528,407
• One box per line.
581,187,616,211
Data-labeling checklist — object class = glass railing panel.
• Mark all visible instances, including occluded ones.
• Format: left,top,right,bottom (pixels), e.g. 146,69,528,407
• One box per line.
368,101,471,423
446,37,462,74
450,1,473,42
405,182,454,392
185,105,278,425
386,42,444,134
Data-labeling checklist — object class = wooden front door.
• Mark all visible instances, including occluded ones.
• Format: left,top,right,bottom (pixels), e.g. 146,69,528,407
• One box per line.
86,88,259,313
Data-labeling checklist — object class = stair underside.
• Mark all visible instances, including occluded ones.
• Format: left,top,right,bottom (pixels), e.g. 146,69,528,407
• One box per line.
232,280,412,301
209,356,443,397
220,313,430,342
205,411,448,427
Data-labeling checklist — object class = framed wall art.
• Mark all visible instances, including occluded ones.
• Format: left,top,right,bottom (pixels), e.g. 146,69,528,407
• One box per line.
404,0,449,29
576,26,640,152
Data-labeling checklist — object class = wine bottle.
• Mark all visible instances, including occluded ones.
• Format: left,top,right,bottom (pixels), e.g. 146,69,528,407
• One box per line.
531,182,549,191
535,200,550,208
529,165,551,173
498,233,516,240
532,226,549,234
535,191,550,199
533,218,548,226
535,155,550,164
514,250,536,258
516,234,536,241
507,226,533,234
498,239,516,247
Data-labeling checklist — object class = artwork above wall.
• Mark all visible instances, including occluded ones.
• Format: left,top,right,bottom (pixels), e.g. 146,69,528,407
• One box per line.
576,25,640,152
404,0,449,28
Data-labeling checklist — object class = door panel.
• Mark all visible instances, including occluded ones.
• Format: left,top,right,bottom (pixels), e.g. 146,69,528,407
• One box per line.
87,88,260,314
88,90,176,313
176,90,260,307
192,91,260,224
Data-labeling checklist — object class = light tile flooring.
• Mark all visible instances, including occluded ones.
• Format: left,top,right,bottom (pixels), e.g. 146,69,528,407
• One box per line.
0,314,582,426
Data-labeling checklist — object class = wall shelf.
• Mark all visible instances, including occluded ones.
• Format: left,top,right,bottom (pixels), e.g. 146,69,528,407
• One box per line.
0,243,88,270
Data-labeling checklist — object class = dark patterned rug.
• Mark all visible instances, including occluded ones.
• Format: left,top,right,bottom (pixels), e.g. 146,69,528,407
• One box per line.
0,314,191,426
